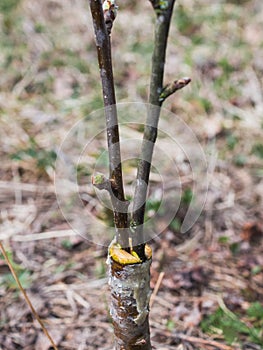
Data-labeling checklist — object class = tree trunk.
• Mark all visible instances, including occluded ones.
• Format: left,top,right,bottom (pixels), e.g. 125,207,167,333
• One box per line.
108,251,152,350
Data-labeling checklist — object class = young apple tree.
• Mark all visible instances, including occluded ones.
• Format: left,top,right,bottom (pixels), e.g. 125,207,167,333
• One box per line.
89,1,190,348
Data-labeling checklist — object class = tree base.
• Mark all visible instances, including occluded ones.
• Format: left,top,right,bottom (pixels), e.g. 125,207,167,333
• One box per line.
108,247,152,350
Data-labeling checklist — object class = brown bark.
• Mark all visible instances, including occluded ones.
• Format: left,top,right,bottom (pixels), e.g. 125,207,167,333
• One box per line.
89,0,129,249
131,0,177,260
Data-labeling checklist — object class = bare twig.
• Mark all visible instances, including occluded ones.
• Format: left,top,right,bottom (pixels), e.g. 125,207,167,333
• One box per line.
0,180,54,193
12,229,76,242
89,0,128,248
149,271,165,308
131,0,177,259
175,333,233,350
0,242,59,350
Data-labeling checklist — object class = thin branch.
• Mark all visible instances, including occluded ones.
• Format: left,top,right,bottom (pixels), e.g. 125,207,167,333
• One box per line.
12,229,75,242
92,173,130,214
89,0,128,248
149,271,165,308
131,0,177,259
175,334,233,350
0,242,58,350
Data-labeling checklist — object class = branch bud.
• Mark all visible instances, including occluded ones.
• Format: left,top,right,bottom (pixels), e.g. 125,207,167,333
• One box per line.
159,77,191,102
149,0,169,13
92,173,111,191
103,0,118,34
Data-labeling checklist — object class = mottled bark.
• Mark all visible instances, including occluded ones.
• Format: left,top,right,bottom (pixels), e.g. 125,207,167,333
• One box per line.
108,252,152,350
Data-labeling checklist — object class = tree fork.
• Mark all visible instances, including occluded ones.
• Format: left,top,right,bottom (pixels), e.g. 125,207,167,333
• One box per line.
89,1,191,349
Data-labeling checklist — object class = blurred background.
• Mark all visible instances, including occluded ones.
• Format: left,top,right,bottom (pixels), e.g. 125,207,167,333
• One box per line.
0,0,263,349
